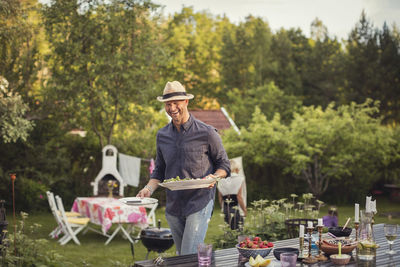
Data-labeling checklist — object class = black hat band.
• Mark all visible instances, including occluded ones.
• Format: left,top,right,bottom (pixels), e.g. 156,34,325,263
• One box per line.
163,92,187,99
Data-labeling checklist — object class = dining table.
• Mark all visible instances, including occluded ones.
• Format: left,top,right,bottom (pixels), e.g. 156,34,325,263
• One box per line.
133,223,399,266
71,197,151,245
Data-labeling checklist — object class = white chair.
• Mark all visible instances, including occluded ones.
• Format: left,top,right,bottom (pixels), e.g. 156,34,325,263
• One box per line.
55,195,91,245
46,191,81,239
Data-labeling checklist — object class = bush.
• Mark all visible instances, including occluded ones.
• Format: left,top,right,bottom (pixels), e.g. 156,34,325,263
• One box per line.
212,193,323,249
1,212,69,266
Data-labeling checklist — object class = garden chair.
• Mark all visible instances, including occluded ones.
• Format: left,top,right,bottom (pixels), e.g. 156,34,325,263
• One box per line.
284,218,318,238
46,191,81,239
55,195,91,245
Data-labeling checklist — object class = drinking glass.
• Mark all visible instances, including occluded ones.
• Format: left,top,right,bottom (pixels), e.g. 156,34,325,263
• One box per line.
197,243,212,266
280,252,297,267
384,224,398,254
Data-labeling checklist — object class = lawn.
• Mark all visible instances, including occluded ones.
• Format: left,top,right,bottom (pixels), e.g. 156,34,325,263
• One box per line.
5,195,400,266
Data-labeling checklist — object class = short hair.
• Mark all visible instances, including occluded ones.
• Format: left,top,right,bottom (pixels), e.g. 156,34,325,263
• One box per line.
329,206,338,216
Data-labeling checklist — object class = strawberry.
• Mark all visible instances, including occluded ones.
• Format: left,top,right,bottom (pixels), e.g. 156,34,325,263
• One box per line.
253,236,260,242
247,241,254,248
251,244,258,249
267,242,274,247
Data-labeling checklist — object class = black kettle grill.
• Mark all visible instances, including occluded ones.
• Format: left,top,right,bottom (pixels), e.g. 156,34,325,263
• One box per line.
131,219,174,260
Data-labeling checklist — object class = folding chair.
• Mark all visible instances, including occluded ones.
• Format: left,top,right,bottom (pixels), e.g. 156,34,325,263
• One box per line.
46,191,81,239
55,195,91,245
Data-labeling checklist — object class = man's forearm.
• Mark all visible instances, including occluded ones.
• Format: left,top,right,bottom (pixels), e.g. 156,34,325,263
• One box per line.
145,178,160,193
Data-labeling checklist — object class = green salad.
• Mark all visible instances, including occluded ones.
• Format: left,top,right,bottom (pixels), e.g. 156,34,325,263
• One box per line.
163,176,193,183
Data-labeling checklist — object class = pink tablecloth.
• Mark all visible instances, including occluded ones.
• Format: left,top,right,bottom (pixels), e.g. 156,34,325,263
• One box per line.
72,197,148,234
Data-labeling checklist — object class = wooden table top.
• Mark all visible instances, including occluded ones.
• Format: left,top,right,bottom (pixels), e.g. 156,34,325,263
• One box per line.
134,223,399,266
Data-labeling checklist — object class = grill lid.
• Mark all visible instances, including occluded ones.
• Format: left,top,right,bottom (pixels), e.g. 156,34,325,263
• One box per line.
141,220,172,239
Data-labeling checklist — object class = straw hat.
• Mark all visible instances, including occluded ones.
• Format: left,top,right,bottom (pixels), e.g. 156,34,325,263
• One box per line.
157,81,194,102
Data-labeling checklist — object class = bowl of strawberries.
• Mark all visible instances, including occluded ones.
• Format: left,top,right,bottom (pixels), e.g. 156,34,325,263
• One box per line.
236,236,274,259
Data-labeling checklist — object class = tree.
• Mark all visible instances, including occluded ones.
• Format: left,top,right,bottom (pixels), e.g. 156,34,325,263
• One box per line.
225,82,302,127
42,0,165,147
161,7,225,107
0,76,34,143
0,0,43,101
220,16,274,93
225,100,397,198
301,19,344,107
344,11,400,124
269,28,306,96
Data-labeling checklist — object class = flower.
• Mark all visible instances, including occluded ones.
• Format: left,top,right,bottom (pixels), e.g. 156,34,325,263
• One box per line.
107,180,118,189
10,173,16,181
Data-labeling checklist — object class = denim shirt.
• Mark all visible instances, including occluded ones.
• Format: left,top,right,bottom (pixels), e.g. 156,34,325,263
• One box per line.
151,114,231,216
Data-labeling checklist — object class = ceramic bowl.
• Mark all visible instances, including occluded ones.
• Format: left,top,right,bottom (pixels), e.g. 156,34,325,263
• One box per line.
273,247,299,261
236,244,272,259
328,227,352,237
330,254,351,265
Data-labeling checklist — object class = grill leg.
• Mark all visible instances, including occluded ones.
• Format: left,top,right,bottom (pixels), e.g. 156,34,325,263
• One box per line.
146,250,151,260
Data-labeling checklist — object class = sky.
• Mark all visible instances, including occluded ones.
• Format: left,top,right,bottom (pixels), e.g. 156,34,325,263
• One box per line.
153,0,400,40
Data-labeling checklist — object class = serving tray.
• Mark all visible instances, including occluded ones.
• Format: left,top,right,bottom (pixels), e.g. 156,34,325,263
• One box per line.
158,177,216,191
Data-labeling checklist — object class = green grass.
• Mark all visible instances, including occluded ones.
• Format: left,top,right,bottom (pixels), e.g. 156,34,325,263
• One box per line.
6,195,400,266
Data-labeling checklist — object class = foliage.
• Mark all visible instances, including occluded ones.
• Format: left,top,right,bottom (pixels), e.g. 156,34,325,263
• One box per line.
224,100,398,199
0,212,68,266
225,82,302,127
1,1,400,210
0,0,44,100
344,11,400,124
212,193,323,249
162,7,224,106
42,0,166,147
0,77,34,143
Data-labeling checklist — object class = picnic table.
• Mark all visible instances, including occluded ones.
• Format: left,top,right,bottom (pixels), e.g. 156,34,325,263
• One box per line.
134,223,399,266
72,197,149,245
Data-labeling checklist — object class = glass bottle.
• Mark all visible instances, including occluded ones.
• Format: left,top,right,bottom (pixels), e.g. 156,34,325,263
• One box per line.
357,210,378,261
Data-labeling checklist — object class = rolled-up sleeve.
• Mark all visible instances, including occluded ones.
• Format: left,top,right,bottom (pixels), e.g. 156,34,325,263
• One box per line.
208,129,231,177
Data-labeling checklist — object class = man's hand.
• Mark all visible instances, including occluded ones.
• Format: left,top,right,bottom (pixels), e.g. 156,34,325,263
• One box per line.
136,187,151,198
204,174,218,188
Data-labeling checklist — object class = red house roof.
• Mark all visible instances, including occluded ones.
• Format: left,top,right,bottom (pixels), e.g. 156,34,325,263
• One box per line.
190,110,232,132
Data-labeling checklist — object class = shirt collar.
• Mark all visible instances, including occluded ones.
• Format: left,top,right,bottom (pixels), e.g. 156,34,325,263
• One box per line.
181,114,194,131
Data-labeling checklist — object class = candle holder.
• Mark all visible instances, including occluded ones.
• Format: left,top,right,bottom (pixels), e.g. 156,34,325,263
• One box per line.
299,236,304,258
302,227,318,264
315,225,328,261
354,222,359,241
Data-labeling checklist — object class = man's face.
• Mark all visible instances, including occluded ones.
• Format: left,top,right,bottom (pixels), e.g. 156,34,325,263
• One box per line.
165,99,189,125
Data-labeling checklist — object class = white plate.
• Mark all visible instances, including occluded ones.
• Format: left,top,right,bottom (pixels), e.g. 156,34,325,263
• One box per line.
159,178,216,191
119,197,158,206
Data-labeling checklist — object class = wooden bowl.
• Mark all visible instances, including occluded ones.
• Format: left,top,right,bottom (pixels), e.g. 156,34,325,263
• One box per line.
316,239,357,255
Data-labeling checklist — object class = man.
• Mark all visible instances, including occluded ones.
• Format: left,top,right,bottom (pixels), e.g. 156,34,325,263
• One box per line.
137,81,230,255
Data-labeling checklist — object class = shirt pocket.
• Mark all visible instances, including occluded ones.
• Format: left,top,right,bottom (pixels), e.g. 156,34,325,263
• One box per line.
183,145,208,178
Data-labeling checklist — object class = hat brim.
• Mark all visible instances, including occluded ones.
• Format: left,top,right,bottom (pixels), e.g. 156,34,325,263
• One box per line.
157,94,194,102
